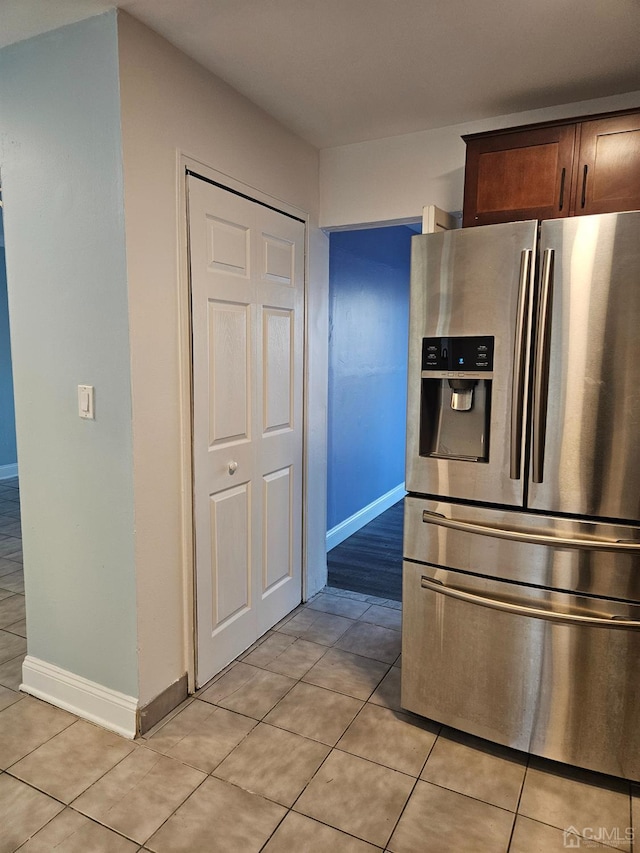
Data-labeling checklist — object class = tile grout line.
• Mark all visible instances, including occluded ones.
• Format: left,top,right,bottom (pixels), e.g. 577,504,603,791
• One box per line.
2,712,79,775
12,798,138,850
5,747,160,851
0,649,27,692
294,661,395,697
124,771,212,849
509,756,632,853
5,716,138,799
249,703,366,853
5,716,214,847
504,751,530,852
65,743,207,848
379,719,443,850
267,657,402,848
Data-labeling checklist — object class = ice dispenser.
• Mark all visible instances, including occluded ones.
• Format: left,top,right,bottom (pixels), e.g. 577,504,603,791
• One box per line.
419,336,494,461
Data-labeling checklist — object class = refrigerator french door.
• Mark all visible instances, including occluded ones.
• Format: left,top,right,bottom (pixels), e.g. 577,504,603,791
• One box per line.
405,219,538,507
529,213,640,519
402,210,640,781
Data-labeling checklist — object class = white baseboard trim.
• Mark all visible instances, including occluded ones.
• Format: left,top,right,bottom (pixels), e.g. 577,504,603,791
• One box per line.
0,463,18,480
21,656,138,739
326,483,406,552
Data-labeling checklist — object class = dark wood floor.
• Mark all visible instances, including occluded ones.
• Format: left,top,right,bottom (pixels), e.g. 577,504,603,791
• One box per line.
327,500,403,601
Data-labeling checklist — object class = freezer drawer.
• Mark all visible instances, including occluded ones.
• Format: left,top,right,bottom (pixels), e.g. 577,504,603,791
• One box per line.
401,560,640,780
403,495,640,601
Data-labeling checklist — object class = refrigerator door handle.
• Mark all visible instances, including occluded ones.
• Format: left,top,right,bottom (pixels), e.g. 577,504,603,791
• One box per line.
421,510,640,552
510,249,533,479
532,248,554,483
420,576,640,629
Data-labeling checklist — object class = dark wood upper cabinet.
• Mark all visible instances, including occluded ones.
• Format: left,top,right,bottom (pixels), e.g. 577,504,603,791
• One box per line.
575,112,640,216
462,108,640,227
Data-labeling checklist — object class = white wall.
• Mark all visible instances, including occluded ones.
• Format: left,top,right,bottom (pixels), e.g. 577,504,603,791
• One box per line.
116,12,328,705
320,91,640,229
0,13,139,696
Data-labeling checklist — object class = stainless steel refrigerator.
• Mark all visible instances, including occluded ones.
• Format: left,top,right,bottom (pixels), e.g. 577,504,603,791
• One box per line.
402,210,640,781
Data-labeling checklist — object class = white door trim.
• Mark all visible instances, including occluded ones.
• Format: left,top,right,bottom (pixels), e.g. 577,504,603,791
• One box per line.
176,152,310,693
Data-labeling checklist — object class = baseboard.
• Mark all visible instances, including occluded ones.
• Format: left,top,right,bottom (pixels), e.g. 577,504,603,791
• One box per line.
21,656,138,739
138,673,188,735
326,483,406,552
0,464,18,480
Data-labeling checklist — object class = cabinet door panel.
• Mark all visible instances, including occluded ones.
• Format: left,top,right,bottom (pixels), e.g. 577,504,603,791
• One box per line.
574,114,640,215
463,125,576,227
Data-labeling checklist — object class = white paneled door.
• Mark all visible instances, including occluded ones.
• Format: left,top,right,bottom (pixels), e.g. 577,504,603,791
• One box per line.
187,175,305,687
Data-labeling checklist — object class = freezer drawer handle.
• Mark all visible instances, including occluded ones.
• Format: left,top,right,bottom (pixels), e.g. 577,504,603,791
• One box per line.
421,510,640,552
510,249,533,480
420,576,640,629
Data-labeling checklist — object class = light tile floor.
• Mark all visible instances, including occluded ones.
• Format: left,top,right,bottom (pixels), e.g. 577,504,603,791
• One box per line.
0,475,637,851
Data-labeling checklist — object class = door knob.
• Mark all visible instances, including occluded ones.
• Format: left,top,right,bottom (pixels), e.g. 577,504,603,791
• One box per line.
228,461,238,475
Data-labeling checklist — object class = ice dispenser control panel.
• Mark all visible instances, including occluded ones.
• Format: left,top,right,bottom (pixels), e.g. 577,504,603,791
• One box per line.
418,335,494,462
422,336,494,372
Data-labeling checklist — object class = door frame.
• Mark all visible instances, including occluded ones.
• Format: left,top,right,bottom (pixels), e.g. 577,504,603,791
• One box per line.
176,152,310,692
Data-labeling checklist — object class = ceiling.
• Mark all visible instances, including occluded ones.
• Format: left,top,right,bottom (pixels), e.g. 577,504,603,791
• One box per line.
2,0,640,148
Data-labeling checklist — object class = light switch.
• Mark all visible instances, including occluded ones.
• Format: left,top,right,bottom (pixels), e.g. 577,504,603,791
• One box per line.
78,385,95,419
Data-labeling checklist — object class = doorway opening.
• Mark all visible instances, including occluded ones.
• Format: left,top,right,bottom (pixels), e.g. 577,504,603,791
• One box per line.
326,224,418,601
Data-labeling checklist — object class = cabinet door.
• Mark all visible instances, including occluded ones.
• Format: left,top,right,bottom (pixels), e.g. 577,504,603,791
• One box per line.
572,113,640,215
463,125,576,227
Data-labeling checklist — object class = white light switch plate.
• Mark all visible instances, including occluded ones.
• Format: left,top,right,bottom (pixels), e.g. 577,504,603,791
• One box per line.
78,385,95,419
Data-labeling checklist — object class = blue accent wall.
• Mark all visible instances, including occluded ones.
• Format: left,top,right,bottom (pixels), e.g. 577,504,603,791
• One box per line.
0,210,17,469
327,226,412,530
